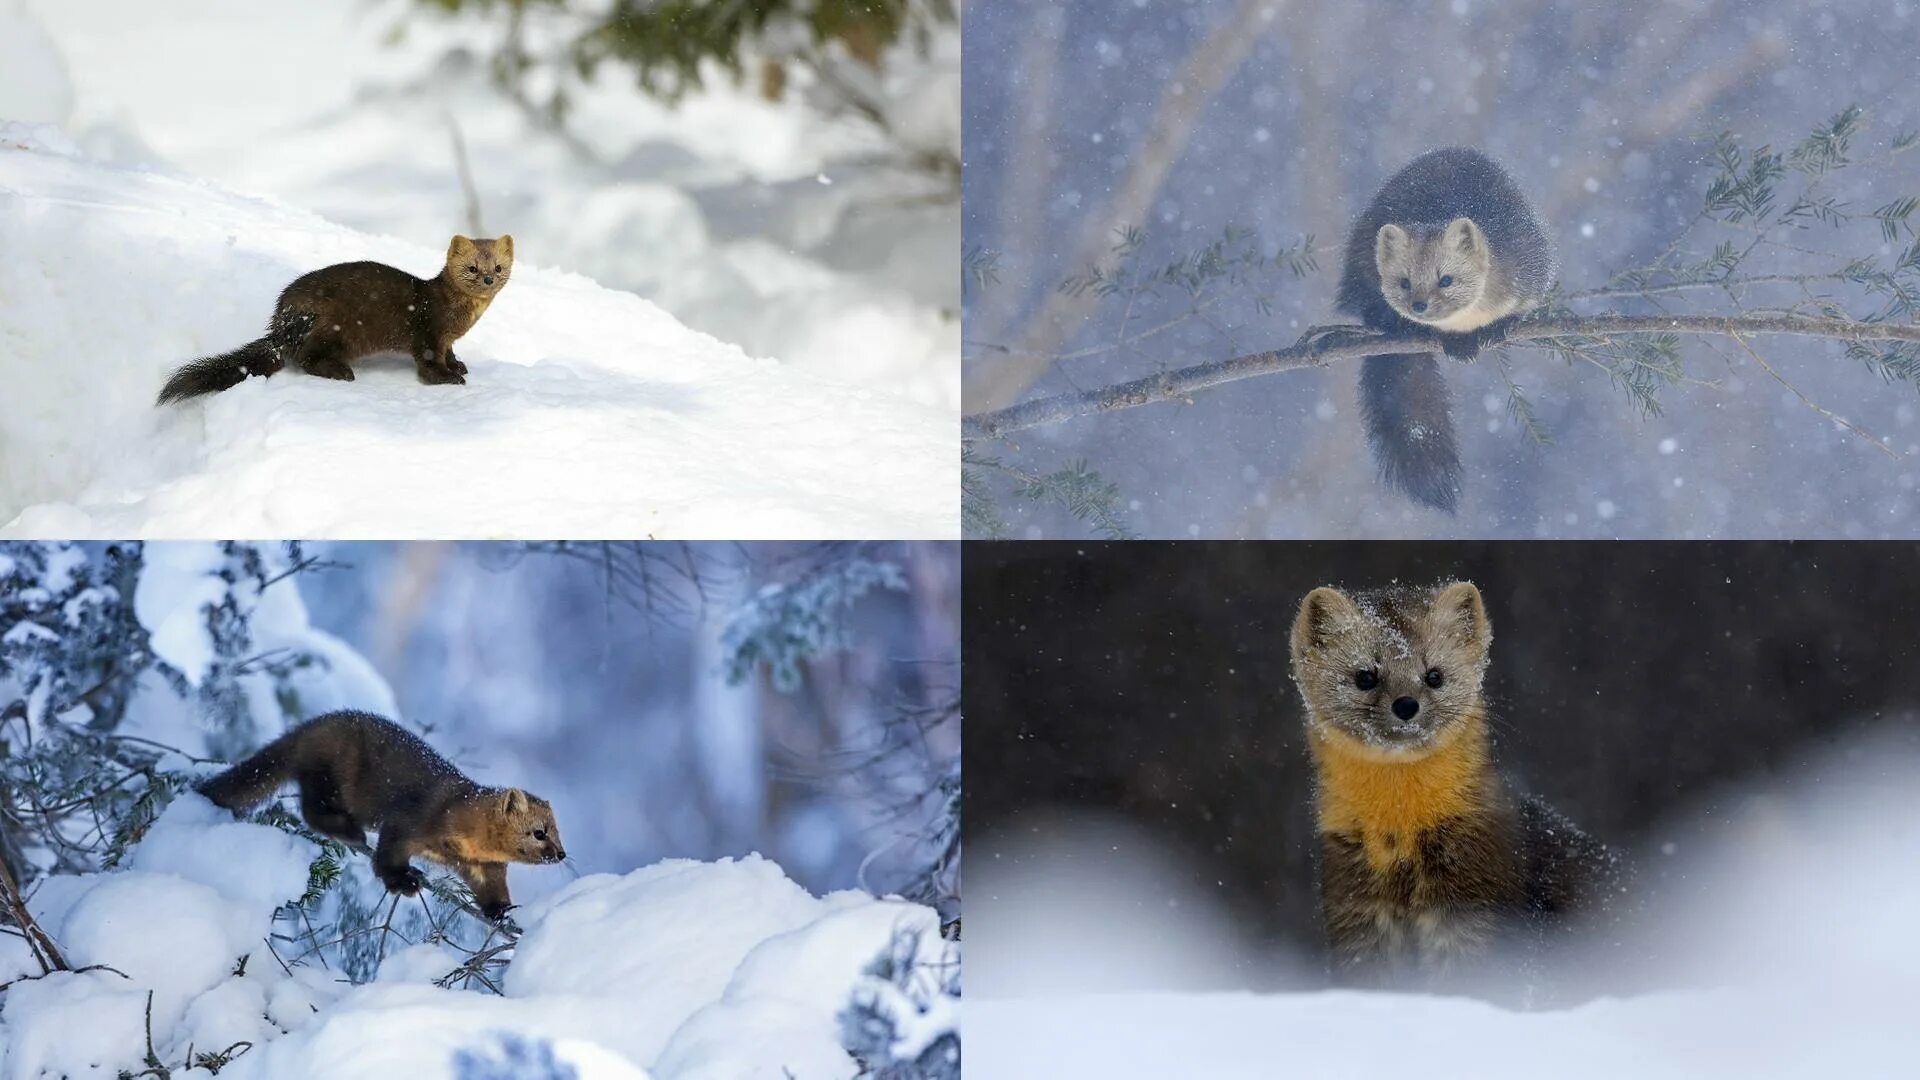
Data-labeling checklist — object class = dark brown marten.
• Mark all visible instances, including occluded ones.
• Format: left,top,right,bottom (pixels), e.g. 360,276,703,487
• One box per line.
1289,581,1620,996
198,709,563,920
158,236,513,404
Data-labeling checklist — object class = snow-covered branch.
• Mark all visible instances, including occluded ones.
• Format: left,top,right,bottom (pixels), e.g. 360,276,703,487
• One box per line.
963,312,1920,438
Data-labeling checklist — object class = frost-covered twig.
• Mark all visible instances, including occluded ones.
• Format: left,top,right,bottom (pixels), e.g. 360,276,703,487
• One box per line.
0,829,68,973
962,312,1920,438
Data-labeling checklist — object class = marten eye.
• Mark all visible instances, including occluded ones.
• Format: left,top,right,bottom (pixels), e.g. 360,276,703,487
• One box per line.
467,265,479,274
1353,669,1379,691
1398,277,1411,291
532,829,547,841
493,264,503,273
1424,668,1445,688
1438,275,1454,288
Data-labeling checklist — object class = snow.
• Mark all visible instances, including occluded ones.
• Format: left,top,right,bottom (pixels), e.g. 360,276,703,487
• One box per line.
969,742,1920,1078
502,856,828,1063
0,142,955,539
0,812,950,1080
119,542,398,753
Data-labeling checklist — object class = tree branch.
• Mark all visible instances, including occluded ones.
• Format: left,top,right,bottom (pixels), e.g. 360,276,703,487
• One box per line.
962,313,1920,439
0,836,68,974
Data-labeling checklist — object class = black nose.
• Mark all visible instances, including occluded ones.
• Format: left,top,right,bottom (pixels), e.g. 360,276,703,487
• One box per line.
1392,697,1420,720
1411,300,1427,313
483,275,495,285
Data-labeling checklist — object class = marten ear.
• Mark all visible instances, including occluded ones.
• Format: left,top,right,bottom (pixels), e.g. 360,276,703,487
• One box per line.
500,788,530,815
448,235,475,261
1430,581,1491,658
1444,217,1484,255
497,235,514,259
1375,223,1408,268
1292,586,1360,669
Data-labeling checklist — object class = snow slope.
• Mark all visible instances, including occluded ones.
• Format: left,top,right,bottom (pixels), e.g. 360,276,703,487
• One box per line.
0,796,953,1079
20,0,960,415
0,136,956,538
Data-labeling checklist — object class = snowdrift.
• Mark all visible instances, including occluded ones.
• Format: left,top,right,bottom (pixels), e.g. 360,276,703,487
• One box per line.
969,740,1920,1078
0,795,951,1079
0,132,957,539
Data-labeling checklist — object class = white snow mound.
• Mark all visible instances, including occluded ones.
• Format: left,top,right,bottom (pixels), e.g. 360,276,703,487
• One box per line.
0,141,956,538
0,819,947,1080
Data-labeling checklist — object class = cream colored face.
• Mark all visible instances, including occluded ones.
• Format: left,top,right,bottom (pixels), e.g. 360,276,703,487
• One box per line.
501,788,565,864
446,235,514,298
1289,582,1492,759
1375,218,1492,327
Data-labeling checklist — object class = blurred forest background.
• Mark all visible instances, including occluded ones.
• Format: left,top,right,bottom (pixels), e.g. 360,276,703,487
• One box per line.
963,0,1920,538
1,540,960,921
2,0,958,409
964,541,1920,983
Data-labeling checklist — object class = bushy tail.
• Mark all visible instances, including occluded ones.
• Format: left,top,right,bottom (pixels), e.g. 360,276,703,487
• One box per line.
1359,352,1461,513
198,729,303,812
157,313,314,405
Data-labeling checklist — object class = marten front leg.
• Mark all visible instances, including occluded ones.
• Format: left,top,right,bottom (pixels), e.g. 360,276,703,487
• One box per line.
456,861,512,920
1439,319,1516,361
373,828,427,896
413,334,468,386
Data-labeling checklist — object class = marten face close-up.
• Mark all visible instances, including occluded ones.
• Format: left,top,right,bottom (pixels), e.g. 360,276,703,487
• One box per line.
1375,218,1494,330
445,234,514,298
498,787,567,863
1289,581,1492,759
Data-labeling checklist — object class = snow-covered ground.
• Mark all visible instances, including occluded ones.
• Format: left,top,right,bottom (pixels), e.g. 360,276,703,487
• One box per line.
0,0,959,538
0,540,960,1078
0,133,954,538
0,796,952,1079
969,737,1920,1078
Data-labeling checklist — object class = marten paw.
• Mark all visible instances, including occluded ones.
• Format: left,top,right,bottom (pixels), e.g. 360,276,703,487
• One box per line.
480,900,513,921
381,866,427,896
1440,335,1483,361
445,354,469,376
417,364,467,386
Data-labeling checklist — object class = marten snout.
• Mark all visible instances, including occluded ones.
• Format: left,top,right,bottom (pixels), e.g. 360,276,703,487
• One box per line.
1391,696,1420,720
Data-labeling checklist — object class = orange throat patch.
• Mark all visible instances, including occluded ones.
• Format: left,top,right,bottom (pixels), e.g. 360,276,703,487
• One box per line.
1310,713,1490,872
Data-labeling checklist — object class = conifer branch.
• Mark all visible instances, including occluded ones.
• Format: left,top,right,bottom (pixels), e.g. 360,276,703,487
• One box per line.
962,313,1920,438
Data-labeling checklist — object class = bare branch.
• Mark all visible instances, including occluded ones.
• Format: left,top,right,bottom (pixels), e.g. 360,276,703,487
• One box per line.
962,313,1920,438
0,827,69,974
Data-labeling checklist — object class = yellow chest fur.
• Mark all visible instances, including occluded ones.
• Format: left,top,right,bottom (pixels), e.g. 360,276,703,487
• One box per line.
442,293,493,339
1311,718,1490,872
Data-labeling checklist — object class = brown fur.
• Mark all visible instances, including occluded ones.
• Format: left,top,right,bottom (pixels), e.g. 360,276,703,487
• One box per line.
198,709,562,920
158,236,513,404
1290,582,1611,993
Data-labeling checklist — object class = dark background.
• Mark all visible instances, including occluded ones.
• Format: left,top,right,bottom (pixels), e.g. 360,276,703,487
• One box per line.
964,541,1920,964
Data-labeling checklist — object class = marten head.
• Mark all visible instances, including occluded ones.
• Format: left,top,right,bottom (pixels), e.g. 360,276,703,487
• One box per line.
1374,218,1493,328
491,787,566,864
445,235,514,298
1290,581,1491,761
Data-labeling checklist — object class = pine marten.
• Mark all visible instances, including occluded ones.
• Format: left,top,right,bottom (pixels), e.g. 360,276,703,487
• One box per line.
197,710,564,920
1335,149,1556,512
1289,581,1616,993
157,236,514,404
